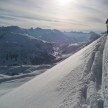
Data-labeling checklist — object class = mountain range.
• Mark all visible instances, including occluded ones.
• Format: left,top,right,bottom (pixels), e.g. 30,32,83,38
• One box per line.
0,26,100,66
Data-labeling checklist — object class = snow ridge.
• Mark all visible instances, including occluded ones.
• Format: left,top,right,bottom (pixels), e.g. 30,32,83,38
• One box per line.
57,36,106,108
0,35,106,108
102,35,108,108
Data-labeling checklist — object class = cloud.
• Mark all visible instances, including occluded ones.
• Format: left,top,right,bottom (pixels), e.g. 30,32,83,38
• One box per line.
103,0,108,4
0,15,17,20
0,0,108,32
85,17,104,23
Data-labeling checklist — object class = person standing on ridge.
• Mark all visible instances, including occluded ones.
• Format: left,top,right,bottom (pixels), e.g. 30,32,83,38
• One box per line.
106,19,108,34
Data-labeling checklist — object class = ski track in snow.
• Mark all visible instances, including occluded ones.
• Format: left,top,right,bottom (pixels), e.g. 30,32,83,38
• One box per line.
0,35,106,108
56,35,106,108
102,35,108,108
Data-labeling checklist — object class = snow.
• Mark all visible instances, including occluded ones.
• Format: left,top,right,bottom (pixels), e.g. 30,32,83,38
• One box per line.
102,35,108,108
0,35,106,108
0,64,52,96
0,76,32,97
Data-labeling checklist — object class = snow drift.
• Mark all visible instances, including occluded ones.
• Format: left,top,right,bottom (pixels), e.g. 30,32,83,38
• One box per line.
0,35,106,108
102,35,108,108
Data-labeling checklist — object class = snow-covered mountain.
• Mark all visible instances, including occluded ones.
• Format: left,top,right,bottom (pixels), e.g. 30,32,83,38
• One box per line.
0,26,99,44
0,26,100,66
64,31,100,43
0,34,106,108
0,31,55,66
27,28,72,44
0,26,71,44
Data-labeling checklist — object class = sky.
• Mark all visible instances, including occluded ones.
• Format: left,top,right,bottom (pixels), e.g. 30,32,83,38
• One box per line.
0,0,108,32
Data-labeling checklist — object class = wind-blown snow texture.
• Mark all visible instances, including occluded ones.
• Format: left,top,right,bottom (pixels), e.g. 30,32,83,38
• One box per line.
0,35,106,108
102,35,108,108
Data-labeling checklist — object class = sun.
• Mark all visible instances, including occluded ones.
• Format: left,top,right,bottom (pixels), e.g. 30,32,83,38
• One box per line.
57,0,71,6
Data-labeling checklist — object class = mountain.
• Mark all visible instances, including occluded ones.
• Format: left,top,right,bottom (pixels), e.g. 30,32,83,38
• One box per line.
0,31,55,66
26,28,72,44
89,31,100,42
0,26,99,44
0,34,106,108
64,31,99,43
0,26,72,44
59,43,85,54
0,26,100,66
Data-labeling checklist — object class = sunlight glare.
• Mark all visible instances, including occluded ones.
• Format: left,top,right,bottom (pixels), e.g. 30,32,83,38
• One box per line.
57,0,71,6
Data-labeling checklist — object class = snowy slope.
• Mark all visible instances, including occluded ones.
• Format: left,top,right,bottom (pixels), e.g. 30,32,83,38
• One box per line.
102,35,108,108
0,36,106,108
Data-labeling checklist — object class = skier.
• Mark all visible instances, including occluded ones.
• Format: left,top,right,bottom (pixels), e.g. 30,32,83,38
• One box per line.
106,19,108,34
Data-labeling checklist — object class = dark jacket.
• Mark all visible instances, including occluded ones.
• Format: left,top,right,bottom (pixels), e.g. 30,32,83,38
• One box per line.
106,19,108,24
